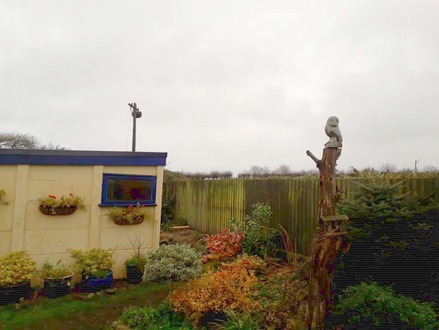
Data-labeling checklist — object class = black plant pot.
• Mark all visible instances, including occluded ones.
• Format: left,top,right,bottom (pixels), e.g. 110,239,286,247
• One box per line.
43,275,73,298
126,266,143,284
0,283,32,305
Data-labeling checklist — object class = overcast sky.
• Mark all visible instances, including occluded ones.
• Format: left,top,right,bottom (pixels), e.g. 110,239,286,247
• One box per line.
1,1,438,175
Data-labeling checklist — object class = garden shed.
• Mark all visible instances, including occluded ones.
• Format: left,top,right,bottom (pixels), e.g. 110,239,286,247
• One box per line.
0,149,167,279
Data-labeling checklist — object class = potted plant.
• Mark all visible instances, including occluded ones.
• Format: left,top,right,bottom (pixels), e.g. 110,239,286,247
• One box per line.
0,251,36,304
125,235,149,284
38,193,85,215
109,203,147,225
40,259,73,298
70,248,114,292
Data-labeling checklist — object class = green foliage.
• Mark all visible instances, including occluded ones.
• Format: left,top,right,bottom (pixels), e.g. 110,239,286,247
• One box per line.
251,267,308,328
333,282,439,329
0,251,36,287
143,244,203,282
0,282,175,329
215,310,259,330
386,240,409,251
125,235,149,272
238,203,277,258
161,194,175,224
70,248,114,278
118,303,192,330
108,203,147,224
338,180,413,219
38,193,85,213
40,259,72,279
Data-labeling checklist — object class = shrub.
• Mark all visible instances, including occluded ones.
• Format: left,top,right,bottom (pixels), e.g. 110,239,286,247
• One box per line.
0,251,36,287
251,267,308,329
143,244,203,282
333,282,439,329
170,267,258,325
205,229,244,259
221,254,266,273
338,180,413,220
118,303,192,330
215,310,260,330
70,248,114,278
239,203,277,258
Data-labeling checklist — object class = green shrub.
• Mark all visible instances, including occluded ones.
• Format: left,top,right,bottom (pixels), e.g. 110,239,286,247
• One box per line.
338,180,413,220
215,310,260,330
333,282,439,329
118,303,192,329
143,244,203,282
238,203,277,258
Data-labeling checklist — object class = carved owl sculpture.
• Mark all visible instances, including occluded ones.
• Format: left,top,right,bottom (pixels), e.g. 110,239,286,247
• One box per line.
325,116,342,147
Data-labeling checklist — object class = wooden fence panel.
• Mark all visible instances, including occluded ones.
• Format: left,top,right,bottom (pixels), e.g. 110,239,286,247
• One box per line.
164,176,439,254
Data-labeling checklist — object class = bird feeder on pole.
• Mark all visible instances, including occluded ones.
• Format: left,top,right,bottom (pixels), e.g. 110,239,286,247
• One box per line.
128,102,142,152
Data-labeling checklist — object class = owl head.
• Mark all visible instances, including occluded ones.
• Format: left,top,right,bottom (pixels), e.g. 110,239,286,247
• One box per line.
327,116,339,127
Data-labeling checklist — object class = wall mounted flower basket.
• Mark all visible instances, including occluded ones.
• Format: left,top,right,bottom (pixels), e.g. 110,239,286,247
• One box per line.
39,205,77,216
112,214,145,225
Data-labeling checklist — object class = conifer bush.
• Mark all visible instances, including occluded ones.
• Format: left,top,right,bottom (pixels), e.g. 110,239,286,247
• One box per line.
338,180,412,220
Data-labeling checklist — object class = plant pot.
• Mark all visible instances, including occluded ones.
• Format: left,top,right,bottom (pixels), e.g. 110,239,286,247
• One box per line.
39,205,77,216
43,274,73,298
0,283,32,305
112,214,144,225
126,265,143,284
78,271,113,292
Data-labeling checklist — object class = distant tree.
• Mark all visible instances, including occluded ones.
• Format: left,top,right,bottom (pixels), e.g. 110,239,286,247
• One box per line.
248,165,270,178
0,133,40,149
380,163,398,173
0,132,67,150
273,164,292,176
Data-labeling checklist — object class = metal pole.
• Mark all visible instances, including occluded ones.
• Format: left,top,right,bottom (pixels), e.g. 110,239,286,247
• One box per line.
128,102,142,152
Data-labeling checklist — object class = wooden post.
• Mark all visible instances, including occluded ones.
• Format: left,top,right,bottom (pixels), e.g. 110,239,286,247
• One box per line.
305,116,347,329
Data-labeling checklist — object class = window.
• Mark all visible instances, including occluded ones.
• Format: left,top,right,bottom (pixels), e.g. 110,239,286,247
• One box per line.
101,173,157,206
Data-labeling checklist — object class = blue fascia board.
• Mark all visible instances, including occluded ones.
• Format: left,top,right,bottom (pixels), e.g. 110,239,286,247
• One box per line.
0,150,167,166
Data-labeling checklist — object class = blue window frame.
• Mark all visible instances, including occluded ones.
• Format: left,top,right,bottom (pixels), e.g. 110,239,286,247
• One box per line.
101,173,157,206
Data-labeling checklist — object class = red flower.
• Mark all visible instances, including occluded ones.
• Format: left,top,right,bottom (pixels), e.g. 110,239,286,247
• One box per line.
49,195,57,199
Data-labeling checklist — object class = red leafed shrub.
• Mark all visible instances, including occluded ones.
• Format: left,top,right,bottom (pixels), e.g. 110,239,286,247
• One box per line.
205,229,244,258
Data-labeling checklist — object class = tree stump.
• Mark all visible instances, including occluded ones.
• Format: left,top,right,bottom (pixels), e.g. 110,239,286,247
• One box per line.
305,116,348,329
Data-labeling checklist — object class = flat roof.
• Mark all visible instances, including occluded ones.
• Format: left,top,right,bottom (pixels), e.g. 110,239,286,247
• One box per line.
0,149,167,166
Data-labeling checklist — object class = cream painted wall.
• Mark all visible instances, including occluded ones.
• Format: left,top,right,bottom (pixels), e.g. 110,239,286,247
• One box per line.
0,164,163,281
